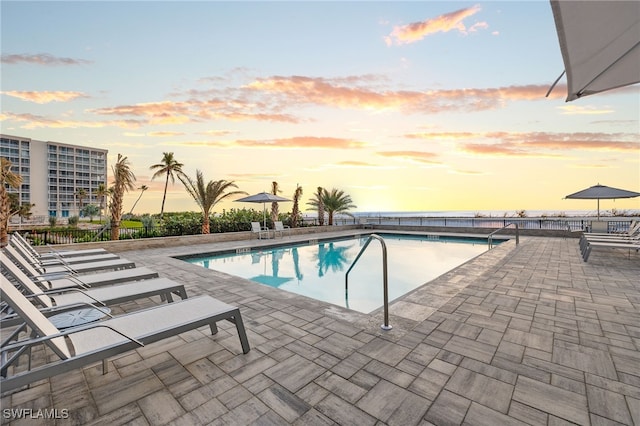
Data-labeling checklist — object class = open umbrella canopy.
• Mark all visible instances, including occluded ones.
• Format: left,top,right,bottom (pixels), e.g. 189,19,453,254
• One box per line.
565,184,640,218
235,192,291,228
549,0,640,101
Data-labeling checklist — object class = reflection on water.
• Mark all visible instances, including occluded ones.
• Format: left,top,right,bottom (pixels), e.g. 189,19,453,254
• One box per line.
186,235,488,313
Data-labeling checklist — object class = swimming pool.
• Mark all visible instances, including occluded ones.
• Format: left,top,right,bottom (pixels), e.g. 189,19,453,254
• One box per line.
183,234,499,313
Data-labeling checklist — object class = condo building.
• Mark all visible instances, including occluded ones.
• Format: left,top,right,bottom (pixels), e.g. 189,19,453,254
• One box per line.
1,134,108,219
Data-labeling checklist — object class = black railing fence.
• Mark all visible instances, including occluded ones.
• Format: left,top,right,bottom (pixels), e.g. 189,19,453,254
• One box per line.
12,216,636,246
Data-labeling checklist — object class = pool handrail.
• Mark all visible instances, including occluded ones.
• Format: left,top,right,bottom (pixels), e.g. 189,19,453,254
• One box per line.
345,234,392,331
488,223,519,249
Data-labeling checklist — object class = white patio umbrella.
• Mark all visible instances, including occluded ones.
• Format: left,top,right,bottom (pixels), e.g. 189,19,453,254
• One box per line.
235,192,291,228
548,0,640,101
565,184,640,219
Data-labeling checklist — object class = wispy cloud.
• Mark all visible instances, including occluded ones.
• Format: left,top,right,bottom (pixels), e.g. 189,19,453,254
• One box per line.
385,5,484,46
175,136,365,149
2,90,89,104
0,112,142,129
456,131,639,157
1,53,92,66
557,105,616,115
147,131,185,137
377,150,441,164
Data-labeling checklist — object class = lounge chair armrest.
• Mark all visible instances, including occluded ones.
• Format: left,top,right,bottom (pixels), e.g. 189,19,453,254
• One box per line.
1,323,143,354
26,288,107,306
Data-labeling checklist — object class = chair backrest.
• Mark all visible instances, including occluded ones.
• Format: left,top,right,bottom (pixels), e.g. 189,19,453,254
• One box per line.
251,222,261,232
0,276,71,359
10,234,39,258
1,254,52,308
274,221,283,231
3,245,46,276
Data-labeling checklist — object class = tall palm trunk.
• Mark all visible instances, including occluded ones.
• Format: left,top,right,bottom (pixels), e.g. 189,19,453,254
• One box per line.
316,187,325,226
0,184,10,247
160,172,170,218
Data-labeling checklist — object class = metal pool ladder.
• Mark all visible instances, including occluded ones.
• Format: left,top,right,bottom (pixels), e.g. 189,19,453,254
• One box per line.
345,234,392,331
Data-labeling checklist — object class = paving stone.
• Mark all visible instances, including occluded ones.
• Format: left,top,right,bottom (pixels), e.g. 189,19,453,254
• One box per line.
137,389,185,425
354,337,412,367
91,369,164,415
369,382,430,425
258,384,310,423
314,371,367,404
292,408,336,426
424,389,470,426
512,376,589,425
462,401,529,426
264,354,325,393
508,400,548,426
442,335,496,363
552,342,618,379
316,394,376,426
444,367,514,413
586,385,633,425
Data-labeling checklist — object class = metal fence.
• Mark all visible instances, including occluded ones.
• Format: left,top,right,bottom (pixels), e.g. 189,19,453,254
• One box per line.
13,216,637,245
332,215,636,233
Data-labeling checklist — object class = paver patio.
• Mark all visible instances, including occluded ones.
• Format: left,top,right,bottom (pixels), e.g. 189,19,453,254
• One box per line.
1,231,639,425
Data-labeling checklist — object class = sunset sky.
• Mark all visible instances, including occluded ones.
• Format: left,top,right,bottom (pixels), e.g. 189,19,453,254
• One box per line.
2,1,639,216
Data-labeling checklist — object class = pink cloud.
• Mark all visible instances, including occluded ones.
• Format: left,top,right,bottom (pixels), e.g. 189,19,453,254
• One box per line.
1,53,92,66
2,90,89,104
385,5,483,46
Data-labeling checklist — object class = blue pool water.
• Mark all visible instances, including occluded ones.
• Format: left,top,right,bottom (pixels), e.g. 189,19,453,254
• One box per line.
184,234,496,313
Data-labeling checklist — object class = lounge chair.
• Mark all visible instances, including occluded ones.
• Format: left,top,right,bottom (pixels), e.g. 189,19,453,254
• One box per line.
2,252,158,291
10,232,108,259
10,236,120,265
0,278,250,393
273,221,290,238
580,237,640,261
251,222,271,239
4,245,135,275
1,261,187,326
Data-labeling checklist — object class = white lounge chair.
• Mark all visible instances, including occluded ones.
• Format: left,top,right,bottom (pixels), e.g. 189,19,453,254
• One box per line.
0,278,250,393
580,237,640,261
2,252,158,290
10,232,108,259
10,236,120,265
251,222,271,239
2,262,187,327
273,221,290,238
4,245,135,275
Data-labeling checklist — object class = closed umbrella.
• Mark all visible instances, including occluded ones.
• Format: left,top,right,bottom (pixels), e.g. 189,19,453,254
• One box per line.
235,192,291,228
565,184,640,219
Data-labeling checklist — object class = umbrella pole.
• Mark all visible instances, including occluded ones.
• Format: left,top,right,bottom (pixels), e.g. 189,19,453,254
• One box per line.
597,199,600,220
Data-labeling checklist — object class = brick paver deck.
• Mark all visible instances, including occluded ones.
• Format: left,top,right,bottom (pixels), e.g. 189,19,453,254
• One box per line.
2,232,639,425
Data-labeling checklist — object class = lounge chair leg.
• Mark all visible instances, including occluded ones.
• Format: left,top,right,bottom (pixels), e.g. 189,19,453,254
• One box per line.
210,322,219,335
233,312,251,354
102,359,109,374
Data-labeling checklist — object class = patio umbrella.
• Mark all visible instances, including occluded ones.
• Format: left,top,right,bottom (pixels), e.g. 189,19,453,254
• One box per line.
548,0,640,101
235,191,291,228
565,184,640,219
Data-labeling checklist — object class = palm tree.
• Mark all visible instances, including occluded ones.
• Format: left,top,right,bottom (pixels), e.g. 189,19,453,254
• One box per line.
129,185,148,215
1,158,23,247
306,186,325,226
150,152,185,219
179,170,247,234
75,188,87,216
270,181,281,223
321,188,357,226
291,184,303,227
95,183,108,221
109,154,136,240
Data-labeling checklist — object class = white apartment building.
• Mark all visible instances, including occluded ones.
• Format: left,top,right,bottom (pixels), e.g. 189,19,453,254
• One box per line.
1,134,108,219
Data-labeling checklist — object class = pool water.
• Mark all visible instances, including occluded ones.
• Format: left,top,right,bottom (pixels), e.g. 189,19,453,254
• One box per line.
184,234,494,313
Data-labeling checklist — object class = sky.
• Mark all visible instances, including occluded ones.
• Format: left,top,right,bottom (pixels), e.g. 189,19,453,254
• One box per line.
1,1,639,216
